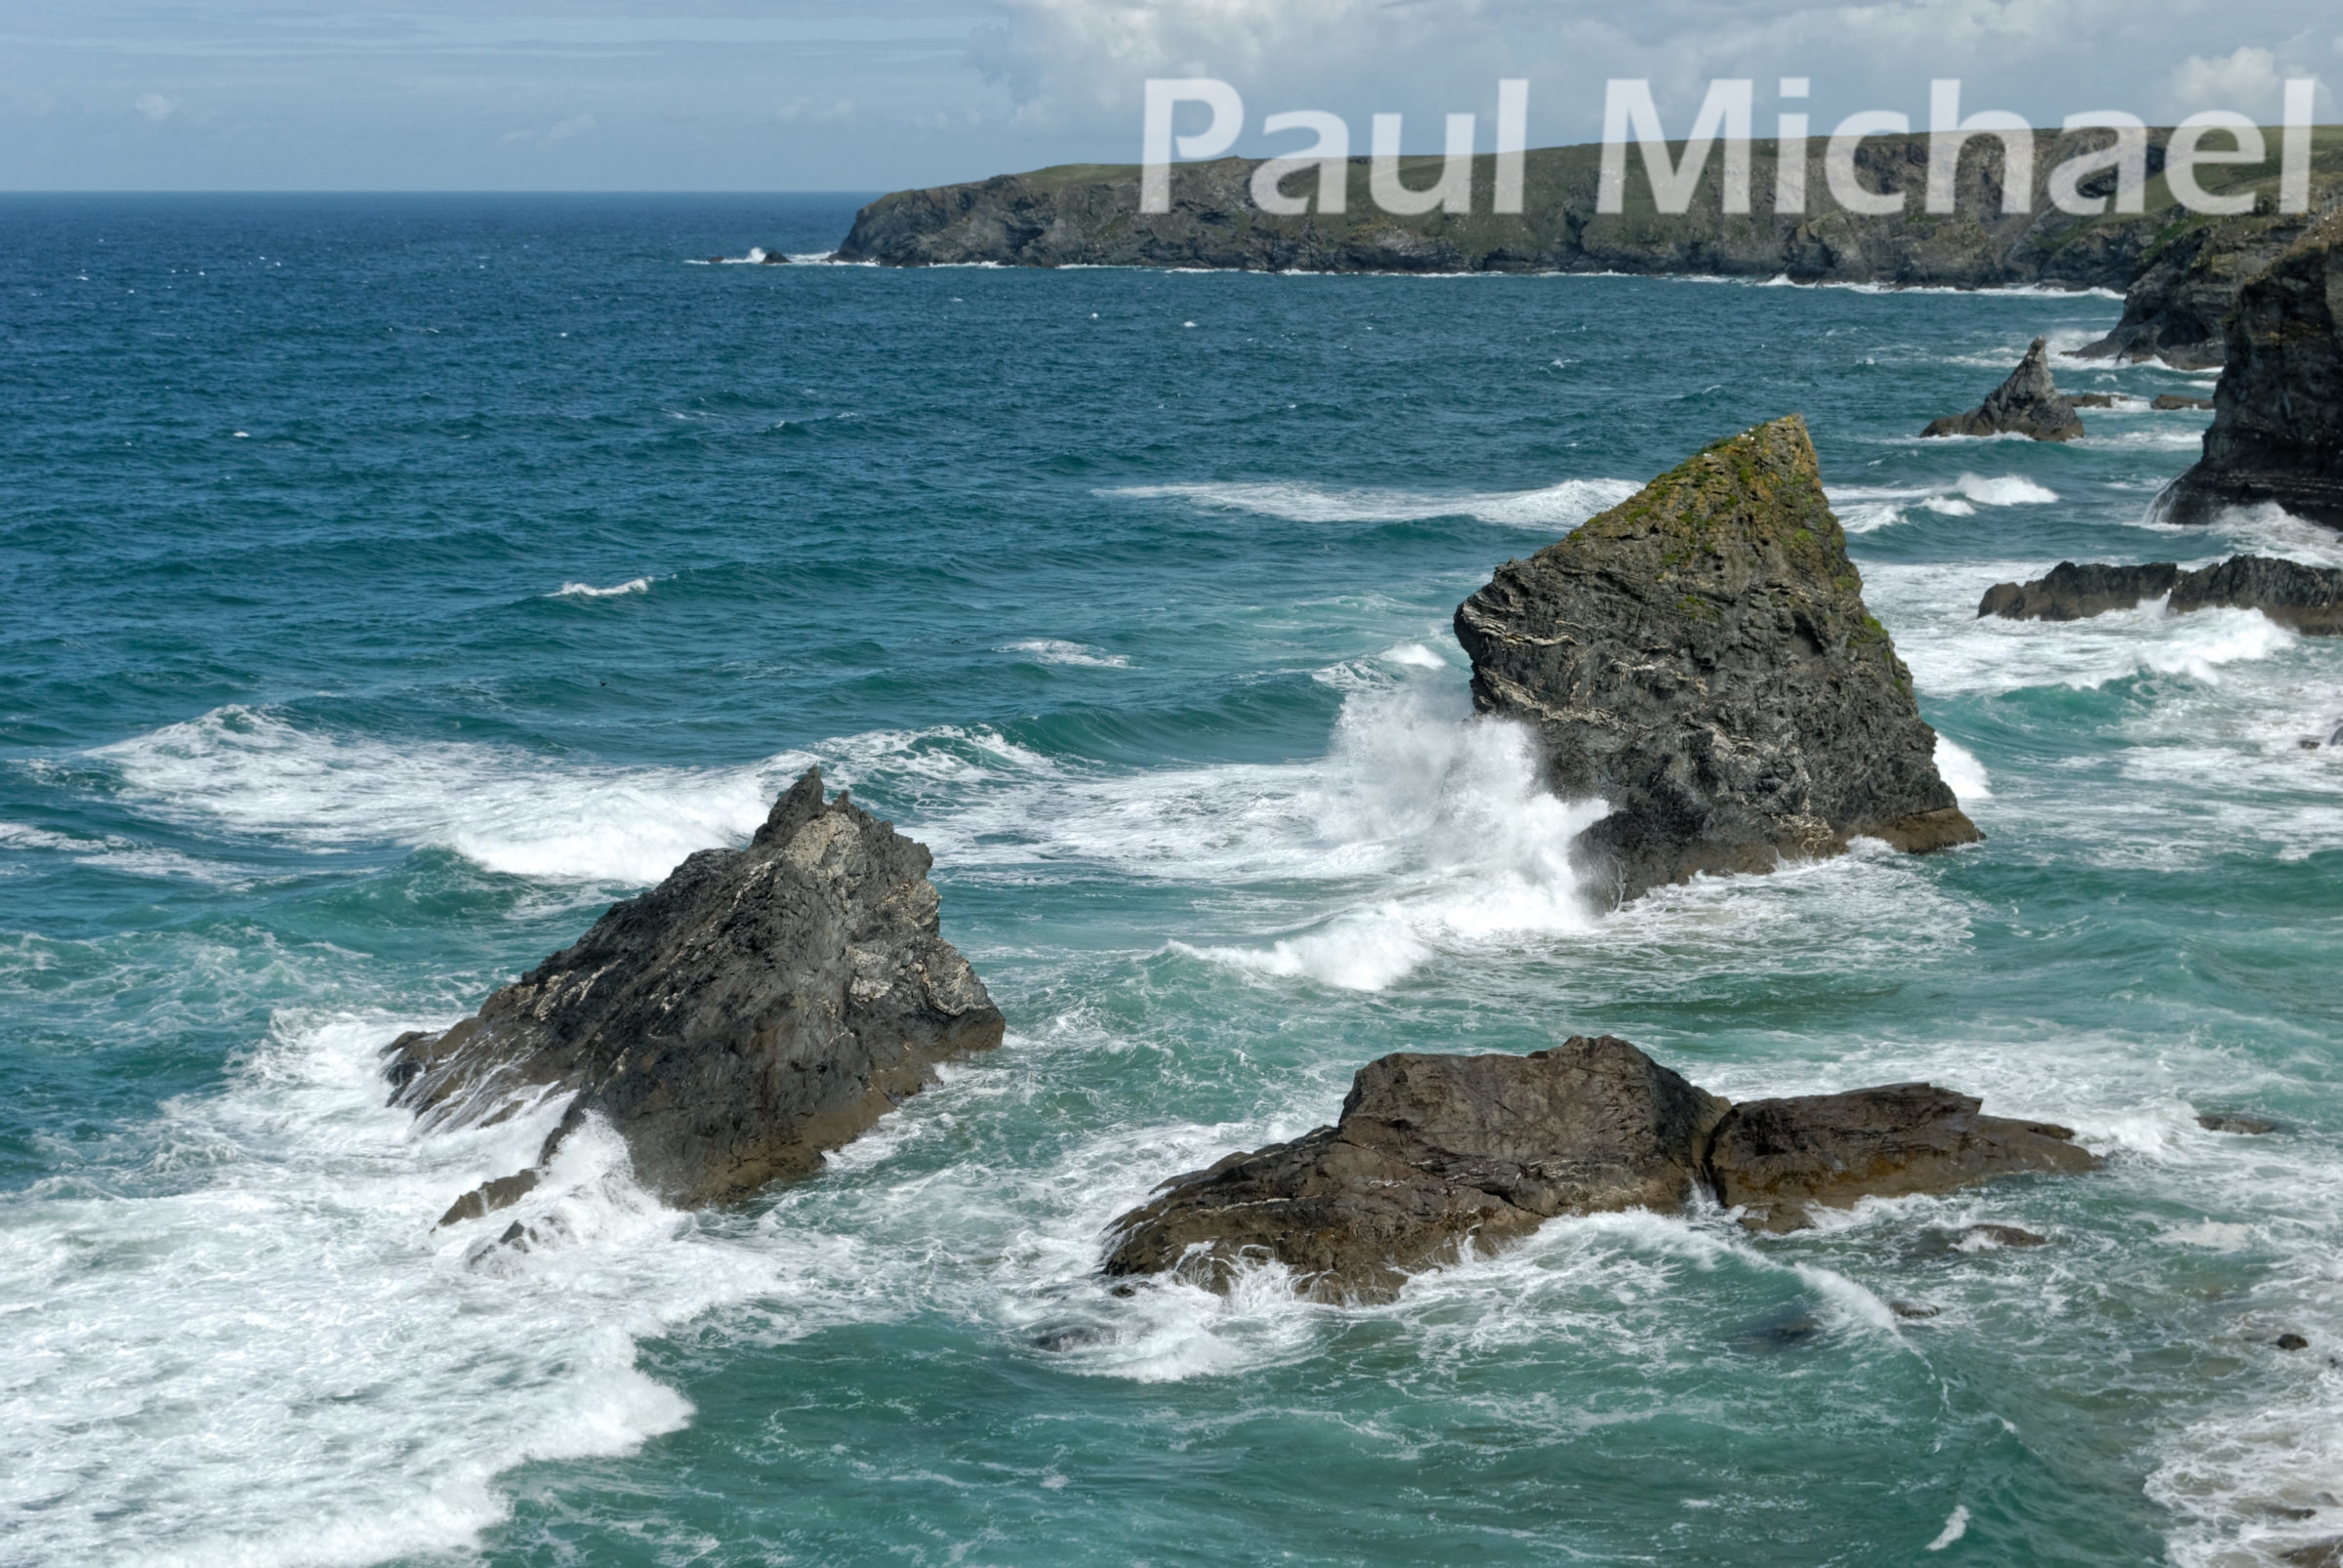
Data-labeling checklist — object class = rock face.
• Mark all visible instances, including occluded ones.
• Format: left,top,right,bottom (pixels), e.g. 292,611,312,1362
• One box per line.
2161,215,2343,528
1453,415,1979,906
1102,1038,2097,1300
385,766,1006,1218
1921,338,2084,440
1978,555,2343,632
1706,1085,2097,1234
2074,211,2331,370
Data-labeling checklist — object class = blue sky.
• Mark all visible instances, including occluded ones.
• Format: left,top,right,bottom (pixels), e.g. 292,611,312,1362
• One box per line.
0,0,2334,190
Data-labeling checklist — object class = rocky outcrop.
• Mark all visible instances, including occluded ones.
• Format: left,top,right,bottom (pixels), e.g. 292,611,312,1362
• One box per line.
1978,555,2343,632
1921,338,2084,440
2074,210,2334,369
1706,1084,2097,1234
823,133,2334,339
1102,1038,2097,1300
2160,214,2343,528
1453,414,1979,906
386,766,1006,1219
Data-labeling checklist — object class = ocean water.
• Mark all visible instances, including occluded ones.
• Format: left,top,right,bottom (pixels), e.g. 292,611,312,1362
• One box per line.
3,192,2339,1568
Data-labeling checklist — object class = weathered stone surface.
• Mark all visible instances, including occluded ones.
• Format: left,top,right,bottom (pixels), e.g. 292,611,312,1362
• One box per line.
1921,338,2085,440
1976,561,2182,621
2075,210,2332,370
1101,1037,1729,1302
1454,414,1978,906
1978,555,2343,633
386,766,1006,1218
2162,214,2343,528
1103,1039,2095,1300
1706,1084,2099,1234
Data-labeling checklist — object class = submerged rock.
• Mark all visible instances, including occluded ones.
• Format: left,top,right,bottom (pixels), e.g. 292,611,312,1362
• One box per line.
1978,555,2343,633
1100,1037,1728,1303
1706,1085,2096,1234
2162,215,2343,528
1102,1038,2094,1300
386,766,1006,1219
1921,338,2085,440
1454,414,1978,906
2153,392,2217,411
2199,1112,2283,1135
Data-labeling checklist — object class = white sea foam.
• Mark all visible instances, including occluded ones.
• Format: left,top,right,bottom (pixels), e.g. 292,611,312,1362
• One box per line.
1828,475,2055,532
1002,639,1131,669
1105,476,1640,531
0,1012,802,1568
1933,736,1992,804
551,577,652,598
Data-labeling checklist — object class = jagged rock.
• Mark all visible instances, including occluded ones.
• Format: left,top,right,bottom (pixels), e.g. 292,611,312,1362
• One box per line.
1921,338,2085,440
1454,414,1978,906
2162,214,2343,528
2076,209,2331,370
385,766,1006,1219
1978,555,2343,633
1100,1037,1729,1303
2153,392,2217,410
1102,1038,2094,1300
1977,561,2181,620
1706,1085,2098,1234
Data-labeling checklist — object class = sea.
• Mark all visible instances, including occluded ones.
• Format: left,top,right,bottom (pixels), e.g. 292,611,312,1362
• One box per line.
3,192,2338,1568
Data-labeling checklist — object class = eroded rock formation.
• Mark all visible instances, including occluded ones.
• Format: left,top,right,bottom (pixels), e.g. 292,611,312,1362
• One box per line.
1453,414,1979,906
1102,1038,2096,1301
1921,338,2084,440
386,766,1006,1220
2160,214,2343,528
1977,555,2343,633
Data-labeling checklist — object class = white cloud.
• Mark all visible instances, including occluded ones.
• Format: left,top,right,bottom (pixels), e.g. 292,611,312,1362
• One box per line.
134,92,176,122
504,112,596,147
2166,45,2281,113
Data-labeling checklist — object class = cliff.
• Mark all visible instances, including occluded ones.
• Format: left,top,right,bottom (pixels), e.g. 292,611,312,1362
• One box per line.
830,131,2343,364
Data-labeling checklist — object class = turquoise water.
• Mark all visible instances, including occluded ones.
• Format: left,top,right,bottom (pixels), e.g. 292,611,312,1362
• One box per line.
4,194,2339,1567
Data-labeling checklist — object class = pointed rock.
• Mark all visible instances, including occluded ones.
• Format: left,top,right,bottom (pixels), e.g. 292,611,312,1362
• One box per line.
1921,337,2084,440
2161,213,2343,528
1454,414,1978,906
387,765,1006,1217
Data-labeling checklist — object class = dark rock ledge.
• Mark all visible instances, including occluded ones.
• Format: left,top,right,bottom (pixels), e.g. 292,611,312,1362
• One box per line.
1978,556,2343,633
1455,414,1979,907
1102,1035,2095,1302
386,766,1006,1220
1921,338,2084,441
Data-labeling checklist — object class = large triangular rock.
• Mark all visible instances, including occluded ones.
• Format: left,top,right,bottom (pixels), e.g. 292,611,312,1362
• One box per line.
1921,337,2084,440
1454,415,1979,905
386,766,1006,1218
2161,213,2343,528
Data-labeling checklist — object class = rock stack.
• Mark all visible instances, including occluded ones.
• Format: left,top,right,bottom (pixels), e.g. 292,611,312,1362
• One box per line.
1454,414,1979,906
2160,213,2343,528
1921,338,2084,440
386,766,1006,1221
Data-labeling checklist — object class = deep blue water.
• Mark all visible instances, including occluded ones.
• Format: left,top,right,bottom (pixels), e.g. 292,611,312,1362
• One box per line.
3,194,2339,1567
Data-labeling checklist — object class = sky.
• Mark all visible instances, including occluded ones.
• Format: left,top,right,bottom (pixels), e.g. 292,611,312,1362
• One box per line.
0,0,2336,190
